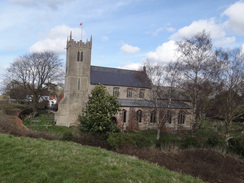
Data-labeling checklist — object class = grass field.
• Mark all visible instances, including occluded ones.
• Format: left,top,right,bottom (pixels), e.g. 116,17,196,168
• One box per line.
0,133,205,183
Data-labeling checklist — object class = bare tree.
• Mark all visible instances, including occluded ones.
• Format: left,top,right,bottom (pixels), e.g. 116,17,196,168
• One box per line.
210,48,244,139
3,80,30,103
144,60,180,140
5,51,63,112
175,30,220,132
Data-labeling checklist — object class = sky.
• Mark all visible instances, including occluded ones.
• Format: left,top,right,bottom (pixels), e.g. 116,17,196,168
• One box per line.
1,0,244,81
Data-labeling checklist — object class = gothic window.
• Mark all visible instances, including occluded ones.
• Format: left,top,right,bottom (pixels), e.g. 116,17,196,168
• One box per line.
139,89,145,98
137,110,142,123
150,110,156,123
122,109,126,123
127,88,132,98
113,87,120,97
166,111,172,124
77,51,83,61
77,78,81,90
178,111,185,124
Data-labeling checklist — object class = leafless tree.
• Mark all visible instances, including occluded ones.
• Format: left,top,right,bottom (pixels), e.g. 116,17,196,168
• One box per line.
5,51,63,112
144,60,180,140
175,30,220,132
211,48,244,139
3,80,30,103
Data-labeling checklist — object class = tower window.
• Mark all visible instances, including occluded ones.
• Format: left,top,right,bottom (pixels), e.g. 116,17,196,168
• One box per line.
77,51,83,61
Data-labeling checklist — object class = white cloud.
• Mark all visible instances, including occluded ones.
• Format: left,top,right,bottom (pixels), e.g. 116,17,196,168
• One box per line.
170,18,226,41
166,27,175,32
29,25,83,53
120,43,140,54
152,27,164,36
120,62,142,70
223,1,244,34
145,40,178,64
215,36,236,47
102,36,109,41
170,18,236,47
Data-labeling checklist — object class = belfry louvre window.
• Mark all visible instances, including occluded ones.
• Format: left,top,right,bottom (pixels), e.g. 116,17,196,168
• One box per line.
178,111,185,124
77,51,83,61
127,88,132,98
113,87,120,97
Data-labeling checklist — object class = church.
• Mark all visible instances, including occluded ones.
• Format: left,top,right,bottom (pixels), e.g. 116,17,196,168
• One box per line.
55,33,193,131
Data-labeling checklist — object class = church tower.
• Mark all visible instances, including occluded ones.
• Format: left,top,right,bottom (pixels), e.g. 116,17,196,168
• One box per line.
55,32,92,126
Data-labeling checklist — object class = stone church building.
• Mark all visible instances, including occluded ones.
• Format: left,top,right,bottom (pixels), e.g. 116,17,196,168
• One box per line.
55,33,193,131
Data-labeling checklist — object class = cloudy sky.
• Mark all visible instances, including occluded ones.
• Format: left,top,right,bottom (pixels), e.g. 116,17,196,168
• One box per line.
1,0,244,79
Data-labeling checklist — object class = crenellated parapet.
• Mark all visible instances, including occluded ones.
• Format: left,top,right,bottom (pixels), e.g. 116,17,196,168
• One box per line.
67,31,92,49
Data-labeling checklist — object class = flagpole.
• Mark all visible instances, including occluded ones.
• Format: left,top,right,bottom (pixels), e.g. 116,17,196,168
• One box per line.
80,23,83,41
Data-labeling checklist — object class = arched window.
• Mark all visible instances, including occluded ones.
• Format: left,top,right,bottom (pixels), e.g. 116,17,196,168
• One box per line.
127,88,132,98
139,89,145,98
122,109,126,123
150,110,156,123
77,51,83,61
166,111,172,124
178,111,185,124
113,87,119,97
137,110,142,123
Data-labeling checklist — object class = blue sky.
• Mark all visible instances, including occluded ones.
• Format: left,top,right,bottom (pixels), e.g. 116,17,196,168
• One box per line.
1,0,244,81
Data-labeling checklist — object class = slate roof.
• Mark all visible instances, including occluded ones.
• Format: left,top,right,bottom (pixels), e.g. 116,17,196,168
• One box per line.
154,86,191,102
119,99,192,109
90,66,151,88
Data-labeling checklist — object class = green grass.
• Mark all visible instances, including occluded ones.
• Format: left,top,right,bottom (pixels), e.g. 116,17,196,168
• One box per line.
0,133,205,183
23,110,72,136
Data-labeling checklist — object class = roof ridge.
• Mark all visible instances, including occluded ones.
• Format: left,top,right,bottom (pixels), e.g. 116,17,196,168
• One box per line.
91,65,143,73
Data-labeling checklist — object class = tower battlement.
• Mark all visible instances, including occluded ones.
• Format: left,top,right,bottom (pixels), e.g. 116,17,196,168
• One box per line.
67,32,92,49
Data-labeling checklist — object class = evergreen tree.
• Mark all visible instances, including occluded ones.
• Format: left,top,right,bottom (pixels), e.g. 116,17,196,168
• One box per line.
80,84,120,133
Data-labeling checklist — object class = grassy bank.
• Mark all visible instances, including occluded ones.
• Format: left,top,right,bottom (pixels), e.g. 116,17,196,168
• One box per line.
0,133,205,183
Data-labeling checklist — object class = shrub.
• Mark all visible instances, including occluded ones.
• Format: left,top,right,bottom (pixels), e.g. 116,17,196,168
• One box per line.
106,132,152,149
205,134,225,147
227,137,244,158
1,103,17,115
158,132,180,148
181,135,201,148
62,131,74,141
73,132,108,149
